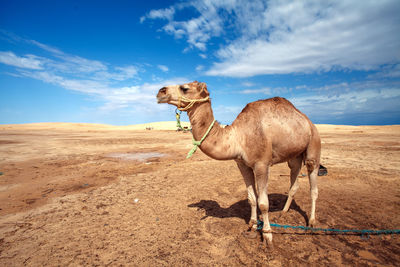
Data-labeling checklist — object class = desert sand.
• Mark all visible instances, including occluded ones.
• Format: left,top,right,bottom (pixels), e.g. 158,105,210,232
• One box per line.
0,122,399,266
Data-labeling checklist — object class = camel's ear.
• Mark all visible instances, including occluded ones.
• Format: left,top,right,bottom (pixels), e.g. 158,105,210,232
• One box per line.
198,82,209,95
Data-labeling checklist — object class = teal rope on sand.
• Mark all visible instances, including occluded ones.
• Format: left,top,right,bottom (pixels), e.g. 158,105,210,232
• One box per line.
257,220,400,236
186,119,216,159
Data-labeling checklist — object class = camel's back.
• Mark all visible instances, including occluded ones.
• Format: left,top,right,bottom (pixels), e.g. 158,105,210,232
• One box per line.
233,97,310,128
232,97,317,164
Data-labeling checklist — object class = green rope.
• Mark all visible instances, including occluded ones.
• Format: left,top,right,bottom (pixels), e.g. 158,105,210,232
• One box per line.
257,220,400,236
175,109,190,132
176,110,183,130
187,119,216,159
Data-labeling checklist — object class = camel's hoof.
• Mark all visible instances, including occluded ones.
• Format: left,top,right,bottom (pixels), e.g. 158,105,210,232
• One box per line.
309,218,316,228
242,231,258,239
262,232,274,249
248,219,257,228
262,238,274,250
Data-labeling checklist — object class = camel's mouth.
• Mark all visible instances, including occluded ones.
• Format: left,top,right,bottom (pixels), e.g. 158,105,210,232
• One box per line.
157,95,169,104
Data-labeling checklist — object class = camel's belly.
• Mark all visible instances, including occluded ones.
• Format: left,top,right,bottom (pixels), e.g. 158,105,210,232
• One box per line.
239,117,311,166
269,119,311,164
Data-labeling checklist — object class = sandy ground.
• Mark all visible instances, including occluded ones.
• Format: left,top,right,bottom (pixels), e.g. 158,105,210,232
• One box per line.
0,122,399,266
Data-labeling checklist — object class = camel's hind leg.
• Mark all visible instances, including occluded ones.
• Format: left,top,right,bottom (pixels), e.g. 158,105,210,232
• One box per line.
282,155,303,213
236,161,258,231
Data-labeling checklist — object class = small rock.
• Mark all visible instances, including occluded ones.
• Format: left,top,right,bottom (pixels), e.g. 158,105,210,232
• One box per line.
357,250,380,262
134,198,139,203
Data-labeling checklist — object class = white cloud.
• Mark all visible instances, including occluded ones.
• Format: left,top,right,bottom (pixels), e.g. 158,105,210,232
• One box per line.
239,86,291,95
19,67,188,113
289,80,400,123
29,40,64,55
114,65,139,79
240,87,271,95
207,0,400,77
0,51,44,69
1,35,112,75
241,82,255,87
97,77,189,112
195,65,204,72
157,65,169,72
19,70,109,94
0,38,139,83
26,39,109,74
57,54,107,73
140,7,175,23
94,65,139,81
143,0,226,50
143,0,400,77
0,34,187,118
368,64,400,79
28,39,140,81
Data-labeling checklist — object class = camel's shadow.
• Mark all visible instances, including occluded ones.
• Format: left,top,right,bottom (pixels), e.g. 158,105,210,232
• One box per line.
188,193,308,225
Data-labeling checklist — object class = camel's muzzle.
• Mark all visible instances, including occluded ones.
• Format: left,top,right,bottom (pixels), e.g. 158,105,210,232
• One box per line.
157,87,169,104
156,94,169,104
157,96,167,104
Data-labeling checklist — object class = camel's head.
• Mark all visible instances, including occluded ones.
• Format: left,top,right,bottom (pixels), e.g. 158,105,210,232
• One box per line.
157,81,210,111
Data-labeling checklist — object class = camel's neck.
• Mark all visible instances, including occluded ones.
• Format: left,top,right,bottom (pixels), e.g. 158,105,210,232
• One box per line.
187,102,239,160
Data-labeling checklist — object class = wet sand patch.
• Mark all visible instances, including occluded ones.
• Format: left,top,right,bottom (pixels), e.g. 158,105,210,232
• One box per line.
106,152,167,162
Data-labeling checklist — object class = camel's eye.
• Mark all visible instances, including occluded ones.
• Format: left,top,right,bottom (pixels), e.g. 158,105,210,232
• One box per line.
180,86,189,93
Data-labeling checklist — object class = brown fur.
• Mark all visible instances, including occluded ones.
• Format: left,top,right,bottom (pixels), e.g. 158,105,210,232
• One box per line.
157,81,321,246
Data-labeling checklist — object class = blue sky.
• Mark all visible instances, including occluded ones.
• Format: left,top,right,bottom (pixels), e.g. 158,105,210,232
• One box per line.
1,0,400,125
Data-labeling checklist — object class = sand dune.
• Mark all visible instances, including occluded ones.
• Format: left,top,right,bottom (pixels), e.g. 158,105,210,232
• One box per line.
0,121,191,131
2,121,398,132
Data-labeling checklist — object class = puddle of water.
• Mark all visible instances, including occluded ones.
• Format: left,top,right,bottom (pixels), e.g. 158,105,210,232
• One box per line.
0,184,19,192
106,152,166,162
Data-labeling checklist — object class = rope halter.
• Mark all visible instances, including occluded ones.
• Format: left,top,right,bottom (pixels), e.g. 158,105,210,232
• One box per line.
177,83,210,111
177,95,210,111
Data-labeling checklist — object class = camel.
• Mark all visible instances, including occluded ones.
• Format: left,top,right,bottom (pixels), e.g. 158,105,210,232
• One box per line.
156,81,321,246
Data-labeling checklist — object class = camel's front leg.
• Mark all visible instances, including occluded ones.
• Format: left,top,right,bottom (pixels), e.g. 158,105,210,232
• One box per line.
254,163,273,247
236,161,258,231
306,160,319,227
